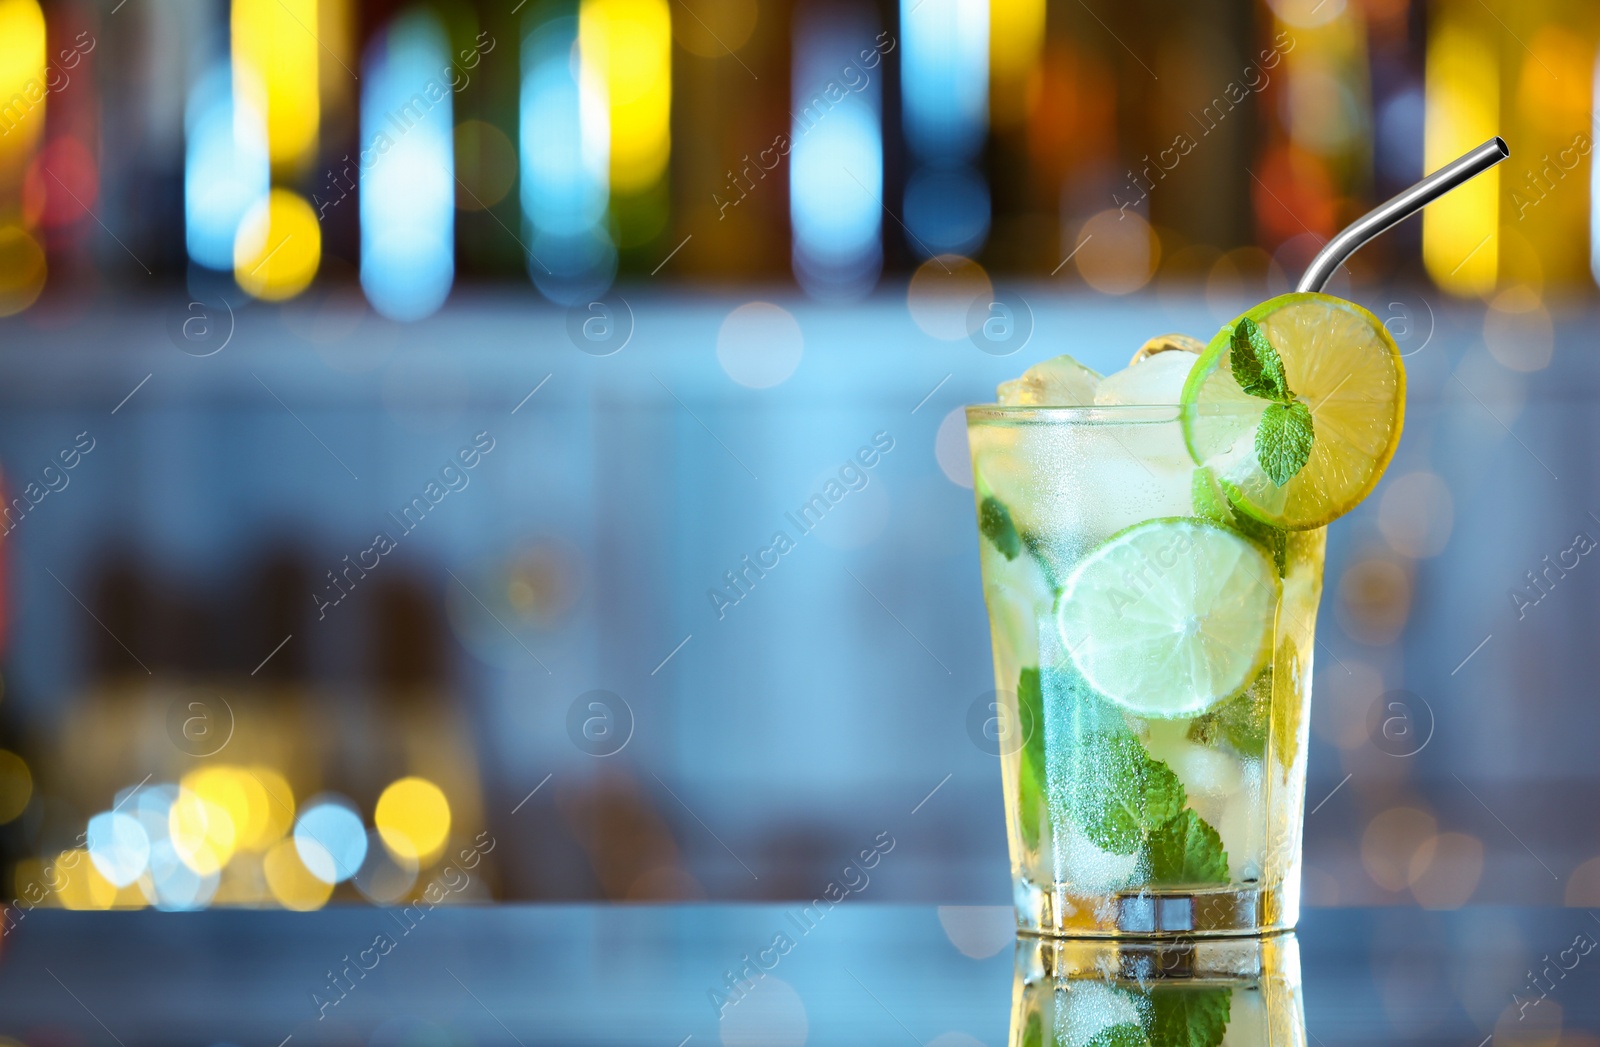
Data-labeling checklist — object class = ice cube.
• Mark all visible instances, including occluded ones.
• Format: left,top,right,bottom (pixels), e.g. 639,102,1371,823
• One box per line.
997,353,1101,406
1094,348,1198,407
1220,983,1265,1047
1060,981,1146,1047
1218,763,1266,882
1059,825,1141,894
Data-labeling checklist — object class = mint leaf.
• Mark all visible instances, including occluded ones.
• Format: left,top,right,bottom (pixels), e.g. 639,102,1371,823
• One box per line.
1068,733,1186,855
1015,668,1048,851
1149,988,1231,1047
979,495,1021,560
1021,1008,1044,1047
1255,400,1313,487
1188,669,1269,758
1087,1024,1149,1047
1230,318,1289,401
1146,809,1229,885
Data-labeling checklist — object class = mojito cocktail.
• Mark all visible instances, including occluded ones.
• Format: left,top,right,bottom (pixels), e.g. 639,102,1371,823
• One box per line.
970,294,1405,936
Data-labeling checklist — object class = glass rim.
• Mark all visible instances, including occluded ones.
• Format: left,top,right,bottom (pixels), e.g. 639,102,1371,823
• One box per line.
964,403,1182,424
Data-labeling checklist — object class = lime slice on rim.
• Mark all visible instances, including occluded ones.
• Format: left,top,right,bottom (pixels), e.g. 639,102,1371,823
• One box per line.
1181,292,1405,530
1057,518,1278,719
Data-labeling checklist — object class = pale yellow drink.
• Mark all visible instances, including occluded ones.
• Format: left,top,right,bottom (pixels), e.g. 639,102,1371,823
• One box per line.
967,403,1325,936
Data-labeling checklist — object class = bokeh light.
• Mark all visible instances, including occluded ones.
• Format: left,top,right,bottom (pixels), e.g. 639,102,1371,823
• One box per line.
1483,286,1554,372
0,749,32,823
1407,831,1483,909
718,974,808,1047
1360,806,1437,892
1336,552,1412,646
900,0,988,257
0,225,46,317
53,849,119,910
184,63,270,271
716,302,803,389
22,136,98,229
521,15,615,303
1517,26,1592,136
582,0,671,196
1073,210,1159,295
673,0,756,58
906,254,990,340
903,165,990,258
988,0,1044,129
1377,472,1454,559
935,406,973,489
234,188,322,300
169,783,239,877
454,119,518,211
232,0,320,169
936,905,1013,959
0,0,46,162
146,838,221,911
264,837,334,910
790,5,883,299
1564,855,1600,906
1422,14,1499,296
375,776,451,864
360,10,456,322
86,810,151,888
900,0,987,163
295,796,368,883
355,828,419,904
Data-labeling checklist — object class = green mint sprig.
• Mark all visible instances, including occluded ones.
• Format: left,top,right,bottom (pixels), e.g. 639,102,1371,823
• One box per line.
1150,988,1233,1047
1231,318,1314,487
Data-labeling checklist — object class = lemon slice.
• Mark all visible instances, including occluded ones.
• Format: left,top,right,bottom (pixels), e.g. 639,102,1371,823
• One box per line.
1180,293,1405,530
1057,518,1278,719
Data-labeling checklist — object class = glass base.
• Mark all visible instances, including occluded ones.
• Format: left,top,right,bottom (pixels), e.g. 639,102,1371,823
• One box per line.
1015,876,1291,938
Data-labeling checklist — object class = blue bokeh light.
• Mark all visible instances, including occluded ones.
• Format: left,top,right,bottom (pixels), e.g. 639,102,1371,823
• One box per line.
360,11,457,322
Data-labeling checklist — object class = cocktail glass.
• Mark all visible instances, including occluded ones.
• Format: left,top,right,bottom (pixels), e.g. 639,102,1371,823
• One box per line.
966,404,1324,935
967,138,1508,937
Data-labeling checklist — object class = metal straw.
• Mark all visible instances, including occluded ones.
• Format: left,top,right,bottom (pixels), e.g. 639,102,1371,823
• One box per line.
1297,136,1510,293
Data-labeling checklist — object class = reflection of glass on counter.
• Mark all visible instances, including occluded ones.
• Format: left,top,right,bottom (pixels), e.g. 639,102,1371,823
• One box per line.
1011,933,1304,1047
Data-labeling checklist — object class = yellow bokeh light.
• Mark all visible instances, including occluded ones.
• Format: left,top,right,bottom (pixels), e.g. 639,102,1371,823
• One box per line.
1074,209,1160,296
1360,806,1436,892
0,0,46,161
1408,831,1483,910
990,0,1045,129
1422,15,1498,297
375,776,452,864
672,0,756,58
0,224,46,317
249,766,297,848
0,749,31,823
234,189,322,301
1517,26,1593,137
263,838,333,910
169,787,238,876
53,850,117,910
453,120,519,211
233,0,320,169
182,765,291,852
582,0,672,195
213,851,270,906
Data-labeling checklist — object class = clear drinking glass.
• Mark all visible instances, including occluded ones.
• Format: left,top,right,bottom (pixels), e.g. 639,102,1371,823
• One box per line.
967,404,1325,936
1011,932,1306,1046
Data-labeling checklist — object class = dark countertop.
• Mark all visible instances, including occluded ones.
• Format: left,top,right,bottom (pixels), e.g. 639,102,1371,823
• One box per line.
0,904,1595,1044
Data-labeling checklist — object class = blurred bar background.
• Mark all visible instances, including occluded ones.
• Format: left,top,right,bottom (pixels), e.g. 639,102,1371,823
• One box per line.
0,0,1597,915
